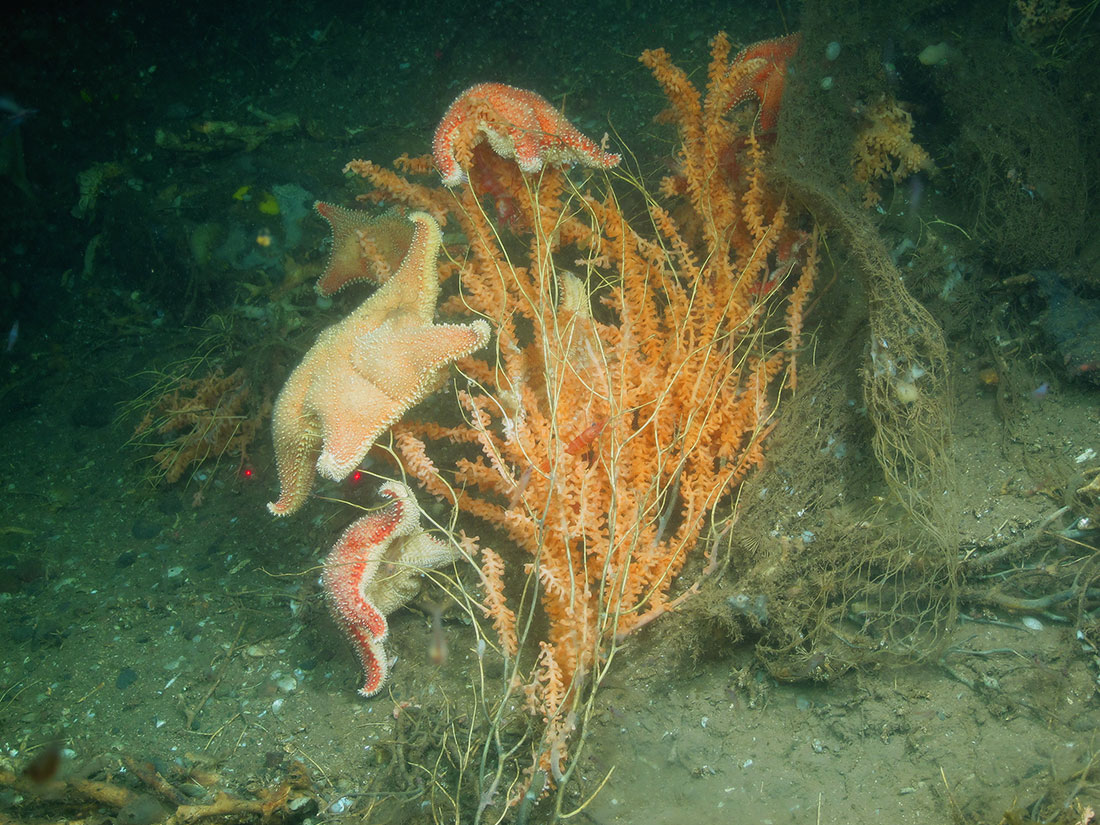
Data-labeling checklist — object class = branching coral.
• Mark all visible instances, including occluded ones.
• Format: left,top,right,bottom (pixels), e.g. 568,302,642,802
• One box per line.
131,365,271,491
335,31,819,794
852,96,933,207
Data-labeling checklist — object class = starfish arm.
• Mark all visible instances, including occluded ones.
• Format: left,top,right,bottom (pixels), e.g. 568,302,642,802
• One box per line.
366,571,423,617
267,373,323,516
363,212,442,323
352,319,491,400
433,128,466,186
377,481,422,537
367,532,462,616
323,506,407,636
399,532,462,571
432,99,472,186
757,75,786,131
324,560,389,640
339,618,390,697
507,106,548,173
315,379,406,481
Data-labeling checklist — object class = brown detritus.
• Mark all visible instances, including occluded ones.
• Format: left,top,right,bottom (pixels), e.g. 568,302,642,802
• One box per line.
0,754,321,824
963,506,1071,571
0,766,138,811
170,791,266,823
123,756,190,808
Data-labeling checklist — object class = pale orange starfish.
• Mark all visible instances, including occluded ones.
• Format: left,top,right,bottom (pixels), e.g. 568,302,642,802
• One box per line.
312,203,414,296
322,481,460,697
432,82,620,186
267,212,491,516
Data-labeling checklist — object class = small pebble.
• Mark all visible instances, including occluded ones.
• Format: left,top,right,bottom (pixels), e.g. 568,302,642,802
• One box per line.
130,519,162,540
1022,616,1043,631
116,794,169,825
116,667,139,691
276,675,298,693
329,796,354,814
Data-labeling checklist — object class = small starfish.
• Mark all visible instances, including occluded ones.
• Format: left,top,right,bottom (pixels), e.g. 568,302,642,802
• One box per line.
321,481,461,697
432,82,620,186
313,202,414,296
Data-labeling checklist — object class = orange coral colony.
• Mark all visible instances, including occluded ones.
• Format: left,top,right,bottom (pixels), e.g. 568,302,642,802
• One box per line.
335,31,818,774
851,96,933,207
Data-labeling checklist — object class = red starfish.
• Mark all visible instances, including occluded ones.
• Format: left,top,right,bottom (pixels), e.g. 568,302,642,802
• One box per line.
322,481,460,697
432,82,620,186
726,32,802,131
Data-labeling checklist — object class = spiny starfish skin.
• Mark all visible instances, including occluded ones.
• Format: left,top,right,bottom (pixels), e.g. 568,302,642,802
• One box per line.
322,481,461,697
727,32,802,131
432,82,621,186
313,202,414,296
267,212,491,516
